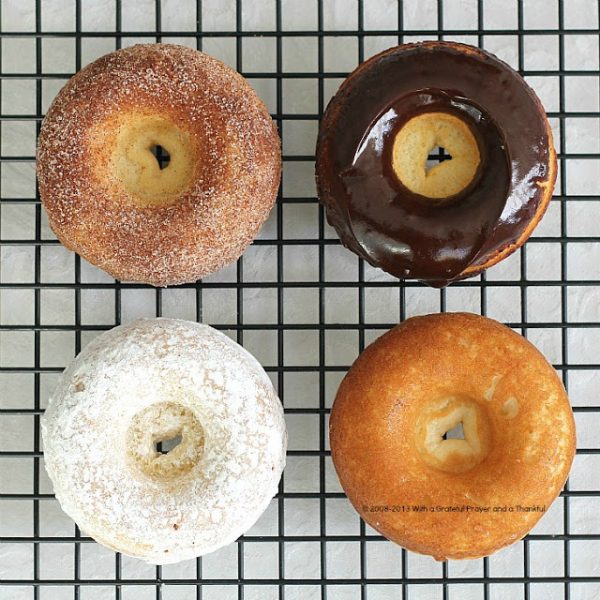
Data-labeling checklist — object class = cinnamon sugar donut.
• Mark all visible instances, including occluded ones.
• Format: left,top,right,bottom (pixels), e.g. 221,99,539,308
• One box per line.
37,44,281,286
329,313,575,560
41,318,287,564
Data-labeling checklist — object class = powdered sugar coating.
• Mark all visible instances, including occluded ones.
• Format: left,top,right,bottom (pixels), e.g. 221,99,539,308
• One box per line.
37,44,281,286
41,318,287,564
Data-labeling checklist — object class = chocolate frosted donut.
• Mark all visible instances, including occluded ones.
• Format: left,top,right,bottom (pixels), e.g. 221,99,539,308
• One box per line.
316,42,557,286
37,44,280,287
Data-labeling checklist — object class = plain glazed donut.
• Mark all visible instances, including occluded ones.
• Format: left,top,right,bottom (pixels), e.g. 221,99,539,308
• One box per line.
37,44,281,286
316,42,557,287
329,313,575,560
41,318,287,564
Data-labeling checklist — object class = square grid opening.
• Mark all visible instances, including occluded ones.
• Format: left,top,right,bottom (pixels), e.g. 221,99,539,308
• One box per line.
0,1,599,599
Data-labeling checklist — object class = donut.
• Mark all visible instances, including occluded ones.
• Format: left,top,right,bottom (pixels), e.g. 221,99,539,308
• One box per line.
37,44,281,286
316,42,557,287
329,313,575,560
41,318,287,564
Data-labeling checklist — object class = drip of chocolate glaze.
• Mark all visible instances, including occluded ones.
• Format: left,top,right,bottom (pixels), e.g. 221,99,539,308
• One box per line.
316,42,552,287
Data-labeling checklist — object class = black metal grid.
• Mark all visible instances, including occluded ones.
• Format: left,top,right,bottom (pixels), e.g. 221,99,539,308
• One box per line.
0,0,599,598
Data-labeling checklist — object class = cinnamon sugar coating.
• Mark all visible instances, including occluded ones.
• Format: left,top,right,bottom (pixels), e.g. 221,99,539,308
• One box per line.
37,44,281,286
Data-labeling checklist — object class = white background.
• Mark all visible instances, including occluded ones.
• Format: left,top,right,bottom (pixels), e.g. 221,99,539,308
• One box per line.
0,0,599,599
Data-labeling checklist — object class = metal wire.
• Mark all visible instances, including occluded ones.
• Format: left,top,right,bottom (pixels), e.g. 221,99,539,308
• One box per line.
0,0,599,598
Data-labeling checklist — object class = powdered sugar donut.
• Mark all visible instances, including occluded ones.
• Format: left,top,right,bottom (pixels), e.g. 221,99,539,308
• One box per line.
41,318,287,564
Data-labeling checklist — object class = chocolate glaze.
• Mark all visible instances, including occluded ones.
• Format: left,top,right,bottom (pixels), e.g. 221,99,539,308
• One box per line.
316,42,555,287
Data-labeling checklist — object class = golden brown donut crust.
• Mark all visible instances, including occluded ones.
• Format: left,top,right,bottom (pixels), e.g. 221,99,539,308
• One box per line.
329,313,575,560
37,44,281,286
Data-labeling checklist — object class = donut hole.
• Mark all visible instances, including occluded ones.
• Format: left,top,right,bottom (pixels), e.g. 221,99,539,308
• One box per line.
150,144,171,170
155,432,182,454
127,401,205,480
415,395,491,474
93,112,198,207
392,112,480,200
425,146,452,174
442,421,464,440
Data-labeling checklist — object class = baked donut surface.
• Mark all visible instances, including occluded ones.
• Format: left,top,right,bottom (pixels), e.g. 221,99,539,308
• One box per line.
329,313,575,560
37,44,281,286
316,42,557,287
41,318,287,564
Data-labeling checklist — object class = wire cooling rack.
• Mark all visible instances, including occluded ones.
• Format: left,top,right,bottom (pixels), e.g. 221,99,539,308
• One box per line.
1,0,600,599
